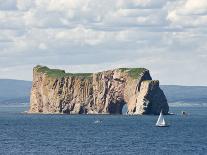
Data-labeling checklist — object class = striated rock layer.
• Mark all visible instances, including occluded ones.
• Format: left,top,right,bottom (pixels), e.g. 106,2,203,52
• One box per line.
29,66,169,115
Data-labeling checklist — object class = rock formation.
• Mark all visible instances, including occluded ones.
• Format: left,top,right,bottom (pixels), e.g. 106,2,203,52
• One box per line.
29,65,169,115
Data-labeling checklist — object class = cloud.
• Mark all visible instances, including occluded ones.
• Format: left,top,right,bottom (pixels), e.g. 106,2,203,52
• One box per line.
167,0,207,27
16,0,33,11
184,0,207,15
0,0,207,86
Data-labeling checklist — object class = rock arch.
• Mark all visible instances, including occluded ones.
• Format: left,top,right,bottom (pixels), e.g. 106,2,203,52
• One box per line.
29,66,169,115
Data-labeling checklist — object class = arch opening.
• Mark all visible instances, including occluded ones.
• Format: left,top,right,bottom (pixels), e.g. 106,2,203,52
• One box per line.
122,104,128,115
108,100,127,114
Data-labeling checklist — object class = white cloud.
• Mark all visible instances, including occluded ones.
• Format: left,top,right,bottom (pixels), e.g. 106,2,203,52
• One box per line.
0,0,207,86
168,0,207,27
0,11,24,29
16,0,33,11
184,0,207,15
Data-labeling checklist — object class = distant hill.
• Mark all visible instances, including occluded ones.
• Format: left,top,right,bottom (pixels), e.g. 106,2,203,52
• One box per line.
0,79,206,106
0,79,32,104
161,85,207,104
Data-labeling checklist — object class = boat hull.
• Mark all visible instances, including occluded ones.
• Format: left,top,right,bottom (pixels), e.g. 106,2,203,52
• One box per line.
156,124,169,127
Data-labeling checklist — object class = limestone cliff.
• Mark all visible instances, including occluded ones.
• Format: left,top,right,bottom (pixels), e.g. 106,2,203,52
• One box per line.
29,66,169,115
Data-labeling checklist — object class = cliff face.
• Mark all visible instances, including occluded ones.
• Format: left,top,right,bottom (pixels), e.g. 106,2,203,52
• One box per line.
29,66,169,115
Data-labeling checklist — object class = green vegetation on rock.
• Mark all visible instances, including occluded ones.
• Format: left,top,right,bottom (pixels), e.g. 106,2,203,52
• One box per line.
35,65,92,78
119,68,146,79
34,65,146,79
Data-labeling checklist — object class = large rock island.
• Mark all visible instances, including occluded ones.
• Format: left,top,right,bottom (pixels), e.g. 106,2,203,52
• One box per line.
29,65,169,115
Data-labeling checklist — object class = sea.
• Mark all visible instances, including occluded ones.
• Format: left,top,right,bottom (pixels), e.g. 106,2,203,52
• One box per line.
0,104,207,155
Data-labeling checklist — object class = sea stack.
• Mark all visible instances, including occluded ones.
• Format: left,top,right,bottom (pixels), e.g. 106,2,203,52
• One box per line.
29,65,169,115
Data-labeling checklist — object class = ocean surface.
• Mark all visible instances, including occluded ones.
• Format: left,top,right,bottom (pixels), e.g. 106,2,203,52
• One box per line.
0,105,207,155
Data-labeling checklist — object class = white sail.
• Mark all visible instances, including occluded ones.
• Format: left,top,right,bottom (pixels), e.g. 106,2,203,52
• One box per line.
156,111,166,126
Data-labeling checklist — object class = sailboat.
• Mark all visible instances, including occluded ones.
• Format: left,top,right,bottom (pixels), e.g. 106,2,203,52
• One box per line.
156,110,169,127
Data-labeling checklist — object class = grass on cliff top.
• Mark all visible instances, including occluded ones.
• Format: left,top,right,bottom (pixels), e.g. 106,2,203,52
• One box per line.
119,68,146,79
35,66,147,79
35,65,93,78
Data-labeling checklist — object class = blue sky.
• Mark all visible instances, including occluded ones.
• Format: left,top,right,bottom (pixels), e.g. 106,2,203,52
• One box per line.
0,0,207,86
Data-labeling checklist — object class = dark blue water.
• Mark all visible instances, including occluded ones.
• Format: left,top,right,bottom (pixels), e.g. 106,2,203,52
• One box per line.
0,105,207,155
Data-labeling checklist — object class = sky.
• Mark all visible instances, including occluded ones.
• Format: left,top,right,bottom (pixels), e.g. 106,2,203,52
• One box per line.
0,0,207,86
